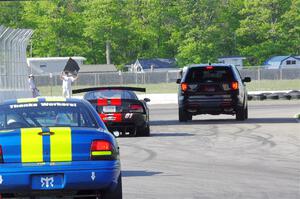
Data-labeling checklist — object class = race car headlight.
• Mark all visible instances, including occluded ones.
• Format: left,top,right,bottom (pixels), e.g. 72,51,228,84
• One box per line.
0,145,3,163
90,140,118,160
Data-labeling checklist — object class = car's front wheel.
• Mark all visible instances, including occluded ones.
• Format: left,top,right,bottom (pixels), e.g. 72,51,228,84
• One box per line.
100,174,122,199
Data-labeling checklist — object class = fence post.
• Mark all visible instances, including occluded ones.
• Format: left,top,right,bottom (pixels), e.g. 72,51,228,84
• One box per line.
49,73,53,96
279,68,283,80
135,72,137,85
166,71,169,83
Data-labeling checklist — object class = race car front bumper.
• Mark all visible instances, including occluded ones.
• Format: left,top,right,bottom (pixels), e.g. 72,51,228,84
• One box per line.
0,161,121,197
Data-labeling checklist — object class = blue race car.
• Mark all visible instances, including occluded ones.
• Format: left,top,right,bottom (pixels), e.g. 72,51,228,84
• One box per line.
0,97,122,199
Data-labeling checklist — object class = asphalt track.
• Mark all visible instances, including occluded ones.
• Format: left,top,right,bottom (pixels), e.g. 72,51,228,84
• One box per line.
119,100,300,199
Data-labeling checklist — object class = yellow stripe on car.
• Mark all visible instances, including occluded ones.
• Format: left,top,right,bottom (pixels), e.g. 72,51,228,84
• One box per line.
21,128,43,163
17,98,39,103
45,98,66,102
92,151,112,156
49,127,72,162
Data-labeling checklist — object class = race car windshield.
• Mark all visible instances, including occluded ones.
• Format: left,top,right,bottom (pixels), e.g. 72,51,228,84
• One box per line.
85,90,138,100
0,102,98,130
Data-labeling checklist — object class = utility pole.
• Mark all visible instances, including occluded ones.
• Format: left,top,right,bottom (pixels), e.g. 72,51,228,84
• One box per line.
30,39,33,57
233,32,237,54
106,41,111,64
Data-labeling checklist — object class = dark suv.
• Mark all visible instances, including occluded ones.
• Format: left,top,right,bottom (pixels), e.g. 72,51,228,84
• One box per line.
176,64,251,121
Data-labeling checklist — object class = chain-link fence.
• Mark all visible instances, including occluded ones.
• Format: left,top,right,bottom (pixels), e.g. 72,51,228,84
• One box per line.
240,68,300,80
33,68,300,87
0,25,33,102
35,71,181,87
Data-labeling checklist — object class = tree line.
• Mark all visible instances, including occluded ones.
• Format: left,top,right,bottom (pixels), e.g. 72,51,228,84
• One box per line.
0,0,299,68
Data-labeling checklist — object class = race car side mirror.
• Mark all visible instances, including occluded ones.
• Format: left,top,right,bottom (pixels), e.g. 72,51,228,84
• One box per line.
144,98,151,102
176,78,181,84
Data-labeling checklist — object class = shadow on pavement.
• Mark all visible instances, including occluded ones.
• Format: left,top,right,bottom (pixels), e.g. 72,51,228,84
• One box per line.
122,170,163,177
150,117,298,126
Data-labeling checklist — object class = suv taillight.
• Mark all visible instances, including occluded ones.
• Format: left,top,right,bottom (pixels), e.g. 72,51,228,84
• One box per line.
181,83,188,92
90,140,116,160
129,104,144,113
231,81,239,90
0,145,3,163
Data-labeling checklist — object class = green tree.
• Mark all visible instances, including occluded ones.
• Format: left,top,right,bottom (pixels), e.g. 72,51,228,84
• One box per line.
279,0,300,55
173,0,227,65
22,0,87,57
83,0,129,64
0,1,24,28
1,0,297,67
217,0,244,56
236,0,292,65
124,0,179,60
83,0,179,65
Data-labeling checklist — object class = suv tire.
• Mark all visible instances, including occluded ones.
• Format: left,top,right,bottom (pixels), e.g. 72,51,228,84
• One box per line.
245,106,248,119
236,106,246,121
179,108,191,122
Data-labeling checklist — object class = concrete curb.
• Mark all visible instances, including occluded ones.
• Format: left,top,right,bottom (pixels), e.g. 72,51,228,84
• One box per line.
138,90,300,104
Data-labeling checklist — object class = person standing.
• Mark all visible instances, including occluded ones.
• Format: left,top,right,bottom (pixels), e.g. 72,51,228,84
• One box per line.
28,74,40,98
60,71,78,98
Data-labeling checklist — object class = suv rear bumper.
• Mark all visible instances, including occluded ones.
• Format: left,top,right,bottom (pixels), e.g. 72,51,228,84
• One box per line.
179,94,242,114
0,161,121,196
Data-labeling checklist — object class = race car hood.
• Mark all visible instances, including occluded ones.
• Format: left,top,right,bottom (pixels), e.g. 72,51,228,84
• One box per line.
0,127,113,164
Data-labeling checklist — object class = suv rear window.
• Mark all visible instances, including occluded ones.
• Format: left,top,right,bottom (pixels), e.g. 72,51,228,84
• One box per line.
185,67,234,83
